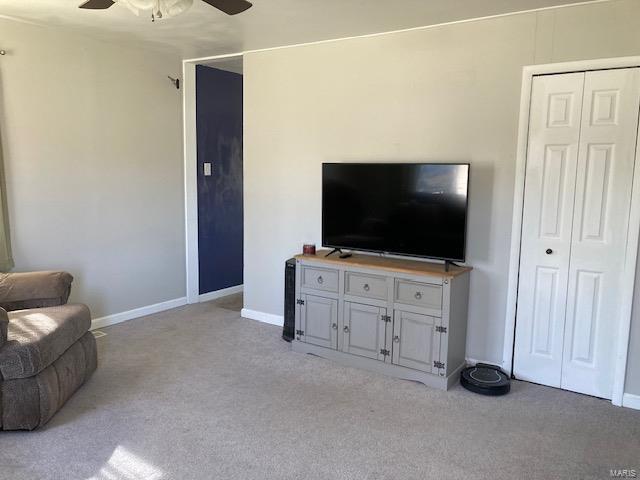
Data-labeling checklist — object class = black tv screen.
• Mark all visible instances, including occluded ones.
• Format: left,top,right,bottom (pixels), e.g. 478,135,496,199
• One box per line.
322,163,470,261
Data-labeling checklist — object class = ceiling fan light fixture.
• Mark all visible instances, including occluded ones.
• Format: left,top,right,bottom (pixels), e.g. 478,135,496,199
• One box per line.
168,0,194,16
79,0,251,17
116,0,194,18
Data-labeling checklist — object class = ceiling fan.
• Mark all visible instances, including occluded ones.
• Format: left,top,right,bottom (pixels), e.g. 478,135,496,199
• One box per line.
79,0,252,19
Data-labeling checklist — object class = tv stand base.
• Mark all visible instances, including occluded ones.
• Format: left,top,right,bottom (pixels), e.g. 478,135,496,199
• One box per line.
292,341,465,390
444,260,461,272
325,248,352,258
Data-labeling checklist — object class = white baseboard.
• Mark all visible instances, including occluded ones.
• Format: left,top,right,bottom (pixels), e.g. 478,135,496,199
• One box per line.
465,357,502,367
199,284,243,303
91,297,187,330
622,393,640,410
241,308,284,327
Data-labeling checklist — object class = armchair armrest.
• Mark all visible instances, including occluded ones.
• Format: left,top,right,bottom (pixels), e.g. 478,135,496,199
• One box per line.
0,308,7,349
0,271,74,312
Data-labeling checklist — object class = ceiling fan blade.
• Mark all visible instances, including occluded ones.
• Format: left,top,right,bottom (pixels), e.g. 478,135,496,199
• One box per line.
201,0,252,15
79,0,115,9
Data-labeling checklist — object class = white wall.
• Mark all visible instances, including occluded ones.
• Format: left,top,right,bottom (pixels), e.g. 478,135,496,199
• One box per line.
243,0,640,394
0,19,185,318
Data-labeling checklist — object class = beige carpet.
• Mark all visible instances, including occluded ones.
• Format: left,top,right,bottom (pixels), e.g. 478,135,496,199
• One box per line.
211,292,243,312
0,298,638,480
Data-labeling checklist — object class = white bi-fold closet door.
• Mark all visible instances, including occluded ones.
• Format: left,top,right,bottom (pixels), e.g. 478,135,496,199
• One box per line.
514,68,640,399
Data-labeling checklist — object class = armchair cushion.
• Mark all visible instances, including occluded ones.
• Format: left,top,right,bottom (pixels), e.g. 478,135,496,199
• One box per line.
0,304,91,380
0,272,73,312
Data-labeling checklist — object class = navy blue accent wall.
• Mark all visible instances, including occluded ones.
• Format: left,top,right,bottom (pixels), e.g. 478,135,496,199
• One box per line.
196,65,243,294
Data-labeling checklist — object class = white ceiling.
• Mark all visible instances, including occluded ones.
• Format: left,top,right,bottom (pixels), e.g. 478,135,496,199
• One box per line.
0,0,604,59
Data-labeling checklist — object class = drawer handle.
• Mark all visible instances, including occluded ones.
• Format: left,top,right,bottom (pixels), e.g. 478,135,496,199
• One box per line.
317,276,324,284
363,283,370,292
415,291,422,300
343,326,350,333
393,335,400,343
332,323,337,330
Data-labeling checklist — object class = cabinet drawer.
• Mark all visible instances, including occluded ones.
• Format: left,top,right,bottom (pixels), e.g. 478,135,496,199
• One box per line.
394,279,442,310
301,266,339,292
345,272,387,300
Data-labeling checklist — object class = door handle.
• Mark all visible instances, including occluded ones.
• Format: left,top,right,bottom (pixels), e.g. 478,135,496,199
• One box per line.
393,335,400,343
332,323,337,330
546,249,553,255
343,326,350,333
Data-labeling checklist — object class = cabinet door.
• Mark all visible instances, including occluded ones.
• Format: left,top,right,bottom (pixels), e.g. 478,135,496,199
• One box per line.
300,294,338,349
392,310,441,373
343,302,388,361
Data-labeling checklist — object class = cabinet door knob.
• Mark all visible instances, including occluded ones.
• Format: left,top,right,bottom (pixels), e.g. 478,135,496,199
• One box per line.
343,326,350,333
317,276,324,284
415,291,422,300
332,323,337,330
363,283,370,291
545,249,553,255
393,335,400,343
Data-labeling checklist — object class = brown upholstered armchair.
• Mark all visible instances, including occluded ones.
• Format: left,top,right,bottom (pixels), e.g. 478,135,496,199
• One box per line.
0,272,97,430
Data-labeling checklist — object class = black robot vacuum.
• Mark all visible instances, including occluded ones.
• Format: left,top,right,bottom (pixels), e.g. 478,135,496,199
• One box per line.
460,363,511,396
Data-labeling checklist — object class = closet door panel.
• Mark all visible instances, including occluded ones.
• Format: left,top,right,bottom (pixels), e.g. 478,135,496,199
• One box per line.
561,68,640,399
514,72,585,387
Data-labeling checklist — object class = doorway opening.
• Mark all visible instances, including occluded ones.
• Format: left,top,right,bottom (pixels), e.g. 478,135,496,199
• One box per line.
183,54,244,305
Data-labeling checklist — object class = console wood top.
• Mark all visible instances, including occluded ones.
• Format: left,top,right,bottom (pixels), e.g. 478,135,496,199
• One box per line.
295,250,472,279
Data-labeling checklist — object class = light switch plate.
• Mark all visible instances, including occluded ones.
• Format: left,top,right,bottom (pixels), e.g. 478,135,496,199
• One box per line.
204,163,212,176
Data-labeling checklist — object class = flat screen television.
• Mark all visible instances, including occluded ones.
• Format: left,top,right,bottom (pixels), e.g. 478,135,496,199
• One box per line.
322,163,470,262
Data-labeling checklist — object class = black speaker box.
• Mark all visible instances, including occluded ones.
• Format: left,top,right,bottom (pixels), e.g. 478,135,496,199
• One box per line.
283,258,296,342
